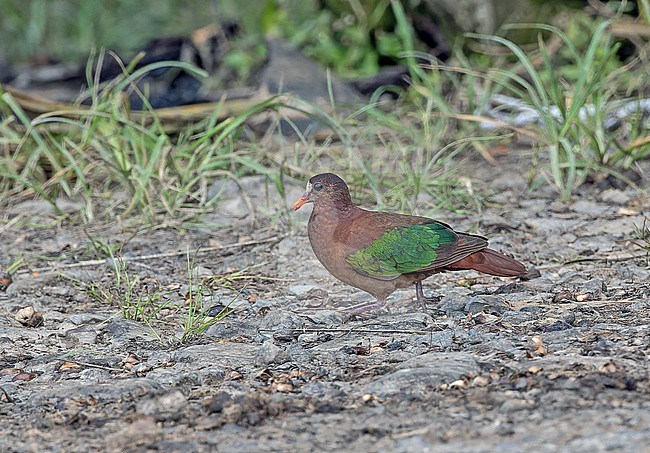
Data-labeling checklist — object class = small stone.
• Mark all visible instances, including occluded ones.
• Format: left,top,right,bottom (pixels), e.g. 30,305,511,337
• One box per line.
107,416,161,450
65,326,98,345
275,383,293,392
68,313,108,325
466,298,489,314
102,320,159,344
259,310,304,330
522,267,542,280
0,271,12,291
288,284,326,299
600,188,632,205
569,200,610,216
275,236,302,256
273,329,298,342
449,379,467,389
598,362,617,373
363,353,478,397
472,375,490,387
301,310,344,326
192,265,214,277
552,290,574,303
501,310,535,323
580,277,606,293
561,311,576,325
255,340,286,366
137,389,187,422
617,207,639,216
525,218,581,235
500,398,532,411
440,297,466,312
464,296,510,315
514,377,528,390
79,368,111,381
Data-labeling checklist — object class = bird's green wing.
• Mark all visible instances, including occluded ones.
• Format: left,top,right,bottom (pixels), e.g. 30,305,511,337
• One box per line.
345,222,458,278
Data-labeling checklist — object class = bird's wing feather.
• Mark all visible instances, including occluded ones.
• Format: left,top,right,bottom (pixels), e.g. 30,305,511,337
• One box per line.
345,220,486,280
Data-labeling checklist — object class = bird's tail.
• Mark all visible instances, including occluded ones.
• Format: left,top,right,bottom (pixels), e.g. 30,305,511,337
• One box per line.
446,248,526,277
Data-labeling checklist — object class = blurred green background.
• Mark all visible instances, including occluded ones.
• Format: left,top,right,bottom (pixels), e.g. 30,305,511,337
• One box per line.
0,0,273,61
0,0,599,78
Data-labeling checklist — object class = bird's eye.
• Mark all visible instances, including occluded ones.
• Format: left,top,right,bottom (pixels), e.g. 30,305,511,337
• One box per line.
313,182,323,191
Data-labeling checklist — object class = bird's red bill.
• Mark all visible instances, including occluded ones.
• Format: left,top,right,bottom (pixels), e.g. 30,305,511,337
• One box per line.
292,193,310,211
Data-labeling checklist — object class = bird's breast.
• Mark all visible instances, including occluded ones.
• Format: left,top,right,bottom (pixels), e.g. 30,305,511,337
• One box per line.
308,213,353,275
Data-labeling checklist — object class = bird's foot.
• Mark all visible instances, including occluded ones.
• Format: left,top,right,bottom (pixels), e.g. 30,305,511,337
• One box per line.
415,281,443,312
338,300,387,321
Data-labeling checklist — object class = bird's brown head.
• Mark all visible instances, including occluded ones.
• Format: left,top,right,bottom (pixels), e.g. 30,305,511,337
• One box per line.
292,173,352,211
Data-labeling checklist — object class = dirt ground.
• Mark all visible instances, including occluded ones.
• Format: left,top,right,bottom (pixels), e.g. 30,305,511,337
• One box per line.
1,151,649,452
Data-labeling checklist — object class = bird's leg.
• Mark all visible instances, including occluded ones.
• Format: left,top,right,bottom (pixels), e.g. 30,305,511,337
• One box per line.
415,281,442,310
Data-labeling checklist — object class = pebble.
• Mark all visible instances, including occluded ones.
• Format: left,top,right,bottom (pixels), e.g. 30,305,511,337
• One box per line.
101,320,159,344
363,353,479,397
600,188,632,204
254,340,287,366
524,217,582,234
288,284,323,298
137,389,187,421
64,326,98,345
68,313,109,325
440,297,466,312
500,398,532,411
569,200,611,216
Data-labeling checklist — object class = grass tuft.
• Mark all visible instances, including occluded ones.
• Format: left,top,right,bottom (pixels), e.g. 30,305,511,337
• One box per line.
633,217,650,253
468,18,649,199
75,246,246,343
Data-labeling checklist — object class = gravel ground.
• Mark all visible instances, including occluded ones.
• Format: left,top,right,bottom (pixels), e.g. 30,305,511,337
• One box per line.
1,153,649,452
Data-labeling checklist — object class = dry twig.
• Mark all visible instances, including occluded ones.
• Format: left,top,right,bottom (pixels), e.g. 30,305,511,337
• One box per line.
15,235,285,276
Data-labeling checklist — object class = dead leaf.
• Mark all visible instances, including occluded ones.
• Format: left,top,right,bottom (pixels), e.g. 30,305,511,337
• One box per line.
457,277,478,288
486,145,510,157
224,369,243,381
255,369,273,382
59,362,82,373
14,306,44,327
599,362,617,373
0,272,12,291
472,312,498,324
12,372,38,382
369,344,386,354
529,335,548,356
